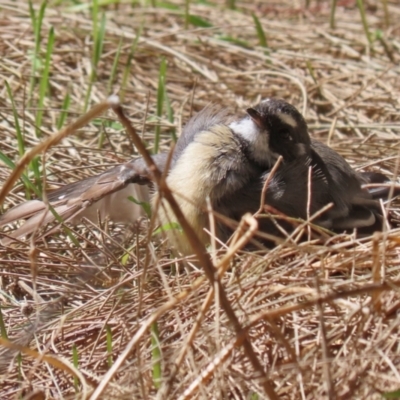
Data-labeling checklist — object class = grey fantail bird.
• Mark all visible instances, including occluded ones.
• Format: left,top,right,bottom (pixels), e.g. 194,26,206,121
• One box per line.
0,99,396,252
0,105,270,252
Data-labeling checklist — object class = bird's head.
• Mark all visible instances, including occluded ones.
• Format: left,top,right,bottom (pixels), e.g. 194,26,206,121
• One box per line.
245,98,311,163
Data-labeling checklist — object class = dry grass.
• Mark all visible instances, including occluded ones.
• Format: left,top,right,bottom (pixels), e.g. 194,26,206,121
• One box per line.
1,0,400,399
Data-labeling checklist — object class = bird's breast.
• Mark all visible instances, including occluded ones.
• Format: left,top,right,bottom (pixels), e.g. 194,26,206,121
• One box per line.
153,124,250,254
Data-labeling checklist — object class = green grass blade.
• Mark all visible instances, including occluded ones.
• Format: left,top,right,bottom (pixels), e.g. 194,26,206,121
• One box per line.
381,0,390,28
106,325,113,367
382,389,400,398
218,35,250,49
50,210,81,246
28,0,47,103
155,58,167,154
227,0,235,10
0,159,80,247
93,12,106,69
164,86,176,142
36,26,55,137
5,81,24,157
128,196,152,218
150,322,162,389
45,202,81,246
72,344,79,390
187,14,213,28
252,14,268,48
153,222,182,236
330,0,337,29
84,81,94,113
0,304,8,339
84,1,106,111
305,60,323,98
91,0,99,48
0,150,80,245
356,0,373,48
374,29,395,62
154,2,179,10
107,38,123,94
29,156,42,195
120,23,143,102
17,353,22,380
184,0,190,29
97,121,106,149
57,91,71,130
0,152,38,198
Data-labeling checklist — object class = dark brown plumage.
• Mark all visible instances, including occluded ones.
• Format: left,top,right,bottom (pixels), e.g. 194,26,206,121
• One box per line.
239,99,392,235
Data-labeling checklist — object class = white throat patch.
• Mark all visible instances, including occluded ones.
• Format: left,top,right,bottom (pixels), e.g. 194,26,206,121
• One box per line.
229,117,260,142
229,117,276,167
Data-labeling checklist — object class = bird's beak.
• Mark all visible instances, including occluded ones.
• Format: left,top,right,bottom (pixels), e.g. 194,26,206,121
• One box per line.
246,107,263,128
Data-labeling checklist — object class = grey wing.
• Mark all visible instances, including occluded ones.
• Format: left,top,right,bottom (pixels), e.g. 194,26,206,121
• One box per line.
308,141,386,231
216,156,329,234
217,153,381,238
310,139,397,204
310,139,381,205
0,153,167,243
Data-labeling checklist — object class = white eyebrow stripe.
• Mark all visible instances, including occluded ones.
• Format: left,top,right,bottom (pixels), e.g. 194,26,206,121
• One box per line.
276,111,297,128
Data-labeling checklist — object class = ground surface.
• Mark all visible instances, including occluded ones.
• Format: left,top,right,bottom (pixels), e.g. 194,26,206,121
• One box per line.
1,1,400,399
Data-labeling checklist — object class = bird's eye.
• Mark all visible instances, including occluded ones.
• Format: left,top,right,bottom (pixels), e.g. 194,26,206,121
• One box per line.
279,130,292,141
